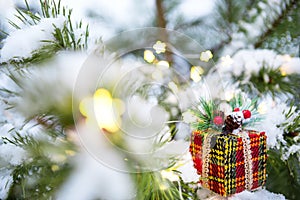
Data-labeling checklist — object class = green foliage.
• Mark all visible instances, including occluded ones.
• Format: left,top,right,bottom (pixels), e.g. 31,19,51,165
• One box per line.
173,176,199,200
135,171,196,200
279,102,300,134
3,132,37,147
228,93,263,127
266,112,300,200
215,0,248,25
232,65,300,98
1,0,89,65
228,93,257,110
266,148,300,200
7,156,72,200
41,0,89,51
1,0,300,199
258,0,300,55
190,98,220,131
191,95,262,131
3,130,76,200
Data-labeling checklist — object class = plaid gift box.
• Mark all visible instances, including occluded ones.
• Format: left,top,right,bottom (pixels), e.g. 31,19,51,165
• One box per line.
190,129,267,197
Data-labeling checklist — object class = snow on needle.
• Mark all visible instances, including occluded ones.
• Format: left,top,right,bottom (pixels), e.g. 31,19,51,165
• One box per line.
221,55,234,67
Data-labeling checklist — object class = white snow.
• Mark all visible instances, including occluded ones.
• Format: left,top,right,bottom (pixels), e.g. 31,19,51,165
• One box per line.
0,0,14,19
0,144,26,165
56,152,134,200
13,0,40,10
216,49,300,91
282,144,300,161
155,140,189,158
52,0,155,41
200,188,286,200
0,169,13,200
253,97,289,148
230,188,285,200
176,152,200,183
122,95,169,153
221,0,292,55
57,122,135,200
281,57,300,74
0,100,28,166
0,1,297,200
14,51,87,117
0,0,15,32
177,0,215,19
175,122,191,140
0,16,65,62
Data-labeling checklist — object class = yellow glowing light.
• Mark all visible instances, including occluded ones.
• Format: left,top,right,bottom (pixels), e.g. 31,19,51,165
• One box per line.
190,66,204,82
161,170,179,182
258,102,267,114
79,89,124,133
280,65,288,76
200,50,213,62
93,88,122,133
51,154,67,163
94,88,112,100
159,183,169,190
79,97,92,117
144,50,155,63
65,150,76,156
51,165,60,172
193,66,204,74
221,55,234,67
153,40,166,54
225,91,234,101
279,64,290,76
156,60,170,69
282,54,292,62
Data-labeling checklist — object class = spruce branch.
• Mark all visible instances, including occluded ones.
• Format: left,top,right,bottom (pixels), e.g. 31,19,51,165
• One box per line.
231,63,300,98
218,0,295,56
254,0,297,48
278,102,300,135
190,98,219,131
135,171,191,200
266,148,300,199
6,137,75,199
174,18,205,30
1,0,89,66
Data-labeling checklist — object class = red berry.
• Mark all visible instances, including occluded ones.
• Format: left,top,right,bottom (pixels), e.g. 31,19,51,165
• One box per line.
242,110,251,119
233,107,240,112
213,116,223,125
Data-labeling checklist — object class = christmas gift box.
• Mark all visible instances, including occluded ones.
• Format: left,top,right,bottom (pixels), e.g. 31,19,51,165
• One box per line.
189,98,267,197
190,129,267,197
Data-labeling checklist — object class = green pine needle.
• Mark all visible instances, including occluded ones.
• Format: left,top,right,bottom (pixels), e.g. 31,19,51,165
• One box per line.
190,98,219,131
134,171,194,200
232,65,300,98
228,93,263,127
1,0,89,66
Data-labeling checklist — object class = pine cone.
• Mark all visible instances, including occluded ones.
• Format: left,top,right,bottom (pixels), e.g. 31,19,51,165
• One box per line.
224,115,239,132
223,112,243,133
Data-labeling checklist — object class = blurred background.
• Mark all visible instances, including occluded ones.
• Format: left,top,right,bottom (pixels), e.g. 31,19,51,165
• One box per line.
0,0,299,199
